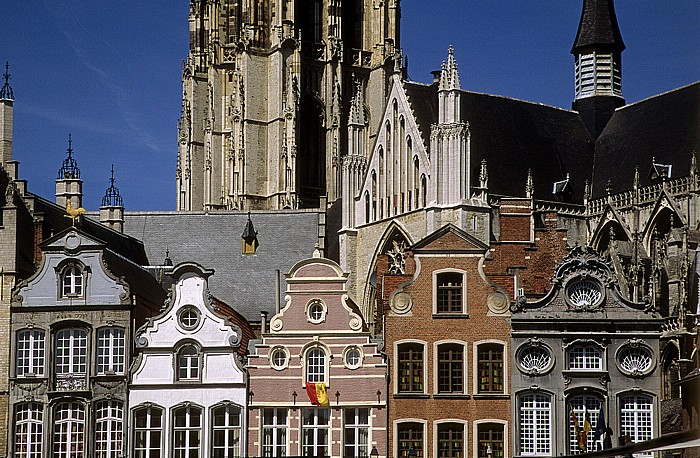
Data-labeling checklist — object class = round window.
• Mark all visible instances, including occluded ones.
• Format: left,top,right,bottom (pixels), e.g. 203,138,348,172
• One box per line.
270,347,288,370
178,306,200,330
566,280,603,308
345,347,362,369
618,345,653,376
307,300,325,323
517,345,553,375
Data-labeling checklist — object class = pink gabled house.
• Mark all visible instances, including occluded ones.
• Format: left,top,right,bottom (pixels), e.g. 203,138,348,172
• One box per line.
247,251,388,457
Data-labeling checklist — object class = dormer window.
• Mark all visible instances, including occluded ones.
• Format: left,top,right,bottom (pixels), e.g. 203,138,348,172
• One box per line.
61,265,84,298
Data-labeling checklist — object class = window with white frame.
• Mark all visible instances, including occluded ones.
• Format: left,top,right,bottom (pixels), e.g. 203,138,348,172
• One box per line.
177,344,200,381
97,327,125,374
568,345,603,371
262,408,287,457
620,394,653,458
478,343,504,393
437,343,464,393
618,346,653,376
53,401,86,458
398,343,424,393
61,265,84,298
307,299,326,323
344,346,362,369
14,402,43,458
306,347,327,384
132,405,163,458
397,422,423,457
568,395,602,454
94,400,123,458
478,423,505,458
302,408,330,457
270,347,289,370
172,405,202,458
344,408,369,457
519,393,552,456
16,329,45,377
436,272,464,313
211,404,241,458
437,422,464,458
55,329,88,384
178,306,200,330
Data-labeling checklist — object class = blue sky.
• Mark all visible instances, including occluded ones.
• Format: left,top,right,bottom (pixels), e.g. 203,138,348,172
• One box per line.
2,1,698,211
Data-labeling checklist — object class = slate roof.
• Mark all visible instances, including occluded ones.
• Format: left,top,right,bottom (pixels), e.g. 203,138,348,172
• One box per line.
571,0,625,53
123,211,321,321
591,82,700,198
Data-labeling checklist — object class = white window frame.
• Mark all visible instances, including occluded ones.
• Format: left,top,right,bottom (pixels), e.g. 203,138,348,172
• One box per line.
261,408,287,457
567,394,603,454
61,265,84,298
433,419,468,458
305,299,327,324
53,401,86,458
55,329,88,376
344,408,370,457
177,306,201,331
518,392,552,456
14,402,43,458
432,269,467,315
132,405,163,458
94,399,123,458
516,343,554,375
269,346,290,371
619,393,654,458
304,346,328,385
394,339,427,395
473,340,508,395
176,343,201,381
96,327,126,375
473,419,508,458
343,345,364,370
172,404,202,458
433,340,467,394
16,329,45,377
567,345,603,371
301,408,330,457
211,403,242,458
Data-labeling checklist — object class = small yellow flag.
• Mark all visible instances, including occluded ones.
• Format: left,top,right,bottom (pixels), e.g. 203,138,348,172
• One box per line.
315,383,330,406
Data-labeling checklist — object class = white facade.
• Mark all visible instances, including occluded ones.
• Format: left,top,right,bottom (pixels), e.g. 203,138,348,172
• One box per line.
129,262,247,457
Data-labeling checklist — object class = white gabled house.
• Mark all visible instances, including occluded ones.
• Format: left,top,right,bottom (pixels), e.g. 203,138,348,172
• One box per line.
129,262,251,458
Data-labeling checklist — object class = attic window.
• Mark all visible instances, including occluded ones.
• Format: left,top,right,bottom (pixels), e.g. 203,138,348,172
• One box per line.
61,265,84,298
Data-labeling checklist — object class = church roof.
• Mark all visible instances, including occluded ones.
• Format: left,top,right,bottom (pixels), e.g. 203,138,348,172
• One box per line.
591,82,700,198
123,210,321,321
571,0,625,54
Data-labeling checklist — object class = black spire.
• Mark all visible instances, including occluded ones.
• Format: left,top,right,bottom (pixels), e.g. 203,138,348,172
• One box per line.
57,134,81,179
101,164,124,207
242,211,258,241
0,62,13,100
571,0,625,54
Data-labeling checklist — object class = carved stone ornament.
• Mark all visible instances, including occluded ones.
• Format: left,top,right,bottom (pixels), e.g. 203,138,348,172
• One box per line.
135,335,148,348
55,375,87,392
386,239,407,275
487,291,509,314
270,317,283,332
391,292,413,314
228,332,242,347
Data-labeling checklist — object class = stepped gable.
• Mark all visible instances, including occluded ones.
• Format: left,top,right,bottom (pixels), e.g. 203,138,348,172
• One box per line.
591,82,700,198
123,211,320,321
459,91,593,202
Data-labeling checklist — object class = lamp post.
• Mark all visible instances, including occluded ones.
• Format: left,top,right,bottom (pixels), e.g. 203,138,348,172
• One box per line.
487,443,493,458
370,446,379,458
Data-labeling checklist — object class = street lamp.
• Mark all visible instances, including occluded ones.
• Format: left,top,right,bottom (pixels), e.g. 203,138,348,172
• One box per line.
487,443,493,458
370,446,379,458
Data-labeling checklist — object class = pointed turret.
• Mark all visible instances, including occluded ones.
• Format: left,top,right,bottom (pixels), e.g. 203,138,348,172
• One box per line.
100,165,125,232
0,62,14,165
571,0,625,139
56,134,83,210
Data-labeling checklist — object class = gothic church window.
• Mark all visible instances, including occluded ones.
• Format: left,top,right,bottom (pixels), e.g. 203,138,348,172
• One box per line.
16,329,45,377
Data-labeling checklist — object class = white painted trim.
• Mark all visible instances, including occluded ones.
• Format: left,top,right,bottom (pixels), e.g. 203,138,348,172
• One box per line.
393,339,428,395
432,268,468,315
432,339,469,394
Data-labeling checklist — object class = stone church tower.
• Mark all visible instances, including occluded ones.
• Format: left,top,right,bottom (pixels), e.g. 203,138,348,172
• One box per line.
176,0,401,211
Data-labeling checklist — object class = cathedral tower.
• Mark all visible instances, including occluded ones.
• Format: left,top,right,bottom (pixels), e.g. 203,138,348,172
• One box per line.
571,0,625,139
176,0,401,211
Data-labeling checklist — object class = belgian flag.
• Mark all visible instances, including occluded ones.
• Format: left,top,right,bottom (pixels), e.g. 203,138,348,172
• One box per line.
305,382,330,406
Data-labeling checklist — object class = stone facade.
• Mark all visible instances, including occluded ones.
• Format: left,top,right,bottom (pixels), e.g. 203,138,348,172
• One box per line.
247,253,387,457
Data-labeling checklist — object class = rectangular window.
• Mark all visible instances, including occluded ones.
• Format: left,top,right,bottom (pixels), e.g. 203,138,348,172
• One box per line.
437,423,464,458
262,408,287,457
567,346,602,370
568,396,602,455
478,423,504,458
398,343,424,393
14,402,43,458
97,327,126,374
16,329,45,376
55,329,88,375
519,393,551,456
94,400,123,458
437,344,463,393
344,408,369,457
397,422,423,457
133,406,162,458
302,408,330,457
173,406,202,458
212,405,241,458
478,344,504,393
620,395,653,458
437,272,463,313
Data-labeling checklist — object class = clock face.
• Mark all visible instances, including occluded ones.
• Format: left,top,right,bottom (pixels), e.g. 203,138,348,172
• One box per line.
566,280,602,309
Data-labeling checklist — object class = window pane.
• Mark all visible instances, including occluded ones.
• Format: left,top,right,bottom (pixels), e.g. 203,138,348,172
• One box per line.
438,344,463,393
262,408,287,457
14,402,43,458
620,395,653,458
95,400,123,458
211,405,241,458
53,401,85,458
16,329,45,377
438,423,464,458
398,343,423,393
97,328,126,374
133,406,163,458
519,393,551,455
306,348,326,383
478,344,503,393
478,423,504,458
437,273,463,313
397,422,423,457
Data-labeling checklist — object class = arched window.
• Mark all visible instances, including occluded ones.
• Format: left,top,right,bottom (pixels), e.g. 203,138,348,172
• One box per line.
620,394,653,456
172,405,202,457
133,405,163,458
568,394,603,454
398,342,424,393
478,343,504,393
306,348,326,384
437,343,464,393
14,402,43,458
55,329,88,390
519,393,551,456
97,327,126,375
94,400,123,458
661,347,680,400
54,401,86,458
61,265,84,298
364,191,371,223
435,272,464,314
211,404,241,457
421,174,427,207
177,345,200,381
16,329,45,377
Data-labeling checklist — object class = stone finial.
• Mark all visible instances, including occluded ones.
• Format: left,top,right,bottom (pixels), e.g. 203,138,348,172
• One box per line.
583,179,590,202
348,76,365,126
0,62,13,100
479,159,488,189
439,46,460,91
691,151,698,177
525,169,534,199
633,165,640,190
